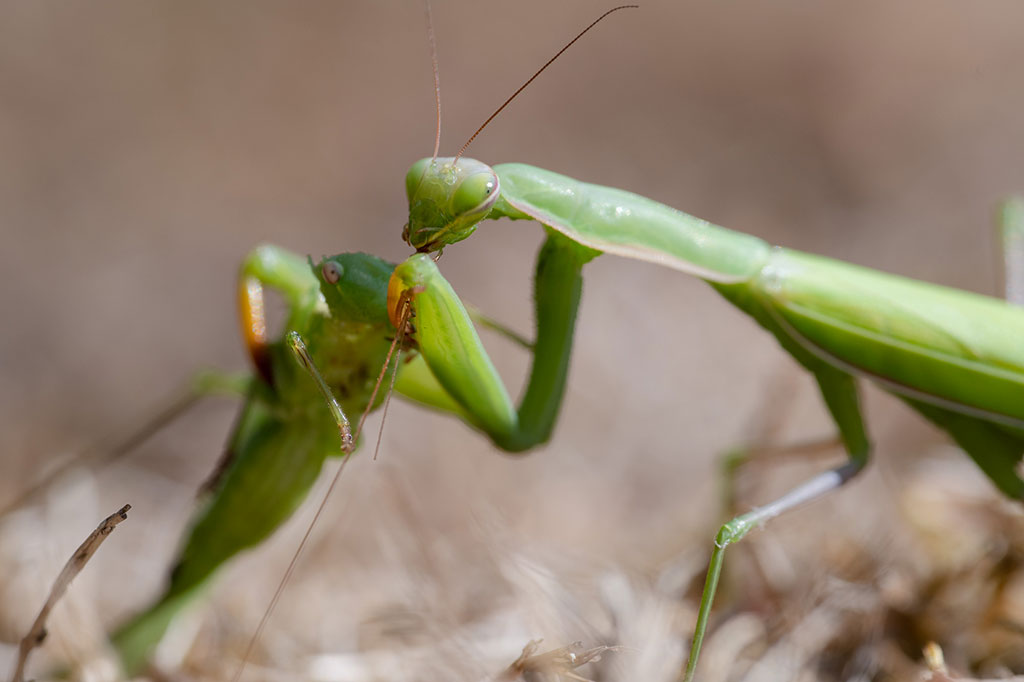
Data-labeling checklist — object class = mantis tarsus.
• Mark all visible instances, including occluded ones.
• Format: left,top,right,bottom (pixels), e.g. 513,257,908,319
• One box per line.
93,6,1024,681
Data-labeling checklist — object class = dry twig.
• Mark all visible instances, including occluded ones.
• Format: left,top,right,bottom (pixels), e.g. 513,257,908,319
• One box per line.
9,503,131,682
497,640,617,682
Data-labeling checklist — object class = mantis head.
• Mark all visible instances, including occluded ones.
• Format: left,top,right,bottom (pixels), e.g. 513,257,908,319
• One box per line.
403,157,499,253
312,252,395,326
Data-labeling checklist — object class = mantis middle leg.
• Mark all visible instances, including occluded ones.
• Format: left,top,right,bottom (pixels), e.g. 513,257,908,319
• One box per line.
683,367,871,682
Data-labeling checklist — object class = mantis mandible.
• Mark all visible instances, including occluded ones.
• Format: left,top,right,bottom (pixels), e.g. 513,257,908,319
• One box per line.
104,7,1024,681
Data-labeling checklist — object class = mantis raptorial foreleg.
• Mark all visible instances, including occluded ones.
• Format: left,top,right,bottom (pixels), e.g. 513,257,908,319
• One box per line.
388,230,597,451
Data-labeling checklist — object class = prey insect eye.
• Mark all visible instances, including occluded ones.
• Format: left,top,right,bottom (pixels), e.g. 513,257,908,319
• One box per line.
322,261,342,284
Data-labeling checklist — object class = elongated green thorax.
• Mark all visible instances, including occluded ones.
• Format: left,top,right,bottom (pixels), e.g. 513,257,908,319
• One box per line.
404,158,774,284
491,163,772,283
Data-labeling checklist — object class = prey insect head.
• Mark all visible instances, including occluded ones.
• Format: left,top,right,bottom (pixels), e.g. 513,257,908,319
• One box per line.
311,252,395,325
403,156,499,253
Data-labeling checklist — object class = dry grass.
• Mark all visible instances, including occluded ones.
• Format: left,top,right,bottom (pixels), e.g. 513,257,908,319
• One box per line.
2,438,1022,681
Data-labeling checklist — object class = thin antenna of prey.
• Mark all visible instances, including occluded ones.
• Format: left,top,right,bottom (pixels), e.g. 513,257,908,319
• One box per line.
453,4,639,163
230,310,413,682
425,0,442,160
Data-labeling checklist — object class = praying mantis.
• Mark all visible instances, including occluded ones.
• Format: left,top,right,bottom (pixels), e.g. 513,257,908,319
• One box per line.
403,158,1024,680
8,2,1015,675
110,157,1024,678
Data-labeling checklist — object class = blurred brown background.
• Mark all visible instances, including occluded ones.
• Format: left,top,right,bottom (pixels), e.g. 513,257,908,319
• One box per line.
1,2,1023,680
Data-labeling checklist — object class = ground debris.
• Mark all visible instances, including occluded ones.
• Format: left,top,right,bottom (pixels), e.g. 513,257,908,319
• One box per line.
8,504,130,682
496,640,618,682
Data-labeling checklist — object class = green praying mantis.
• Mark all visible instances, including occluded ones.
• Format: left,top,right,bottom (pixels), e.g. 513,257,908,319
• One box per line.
102,7,1024,681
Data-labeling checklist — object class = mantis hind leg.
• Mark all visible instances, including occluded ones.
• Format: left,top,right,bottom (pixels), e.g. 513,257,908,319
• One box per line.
683,369,870,682
935,198,1024,498
907,400,1024,500
1000,198,1024,306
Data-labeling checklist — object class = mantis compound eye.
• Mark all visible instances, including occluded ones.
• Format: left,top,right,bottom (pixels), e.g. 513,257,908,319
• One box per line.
451,171,499,216
321,261,342,284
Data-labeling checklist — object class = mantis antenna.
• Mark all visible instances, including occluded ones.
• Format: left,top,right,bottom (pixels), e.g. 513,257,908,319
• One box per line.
425,0,442,160
411,0,443,212
453,4,639,163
